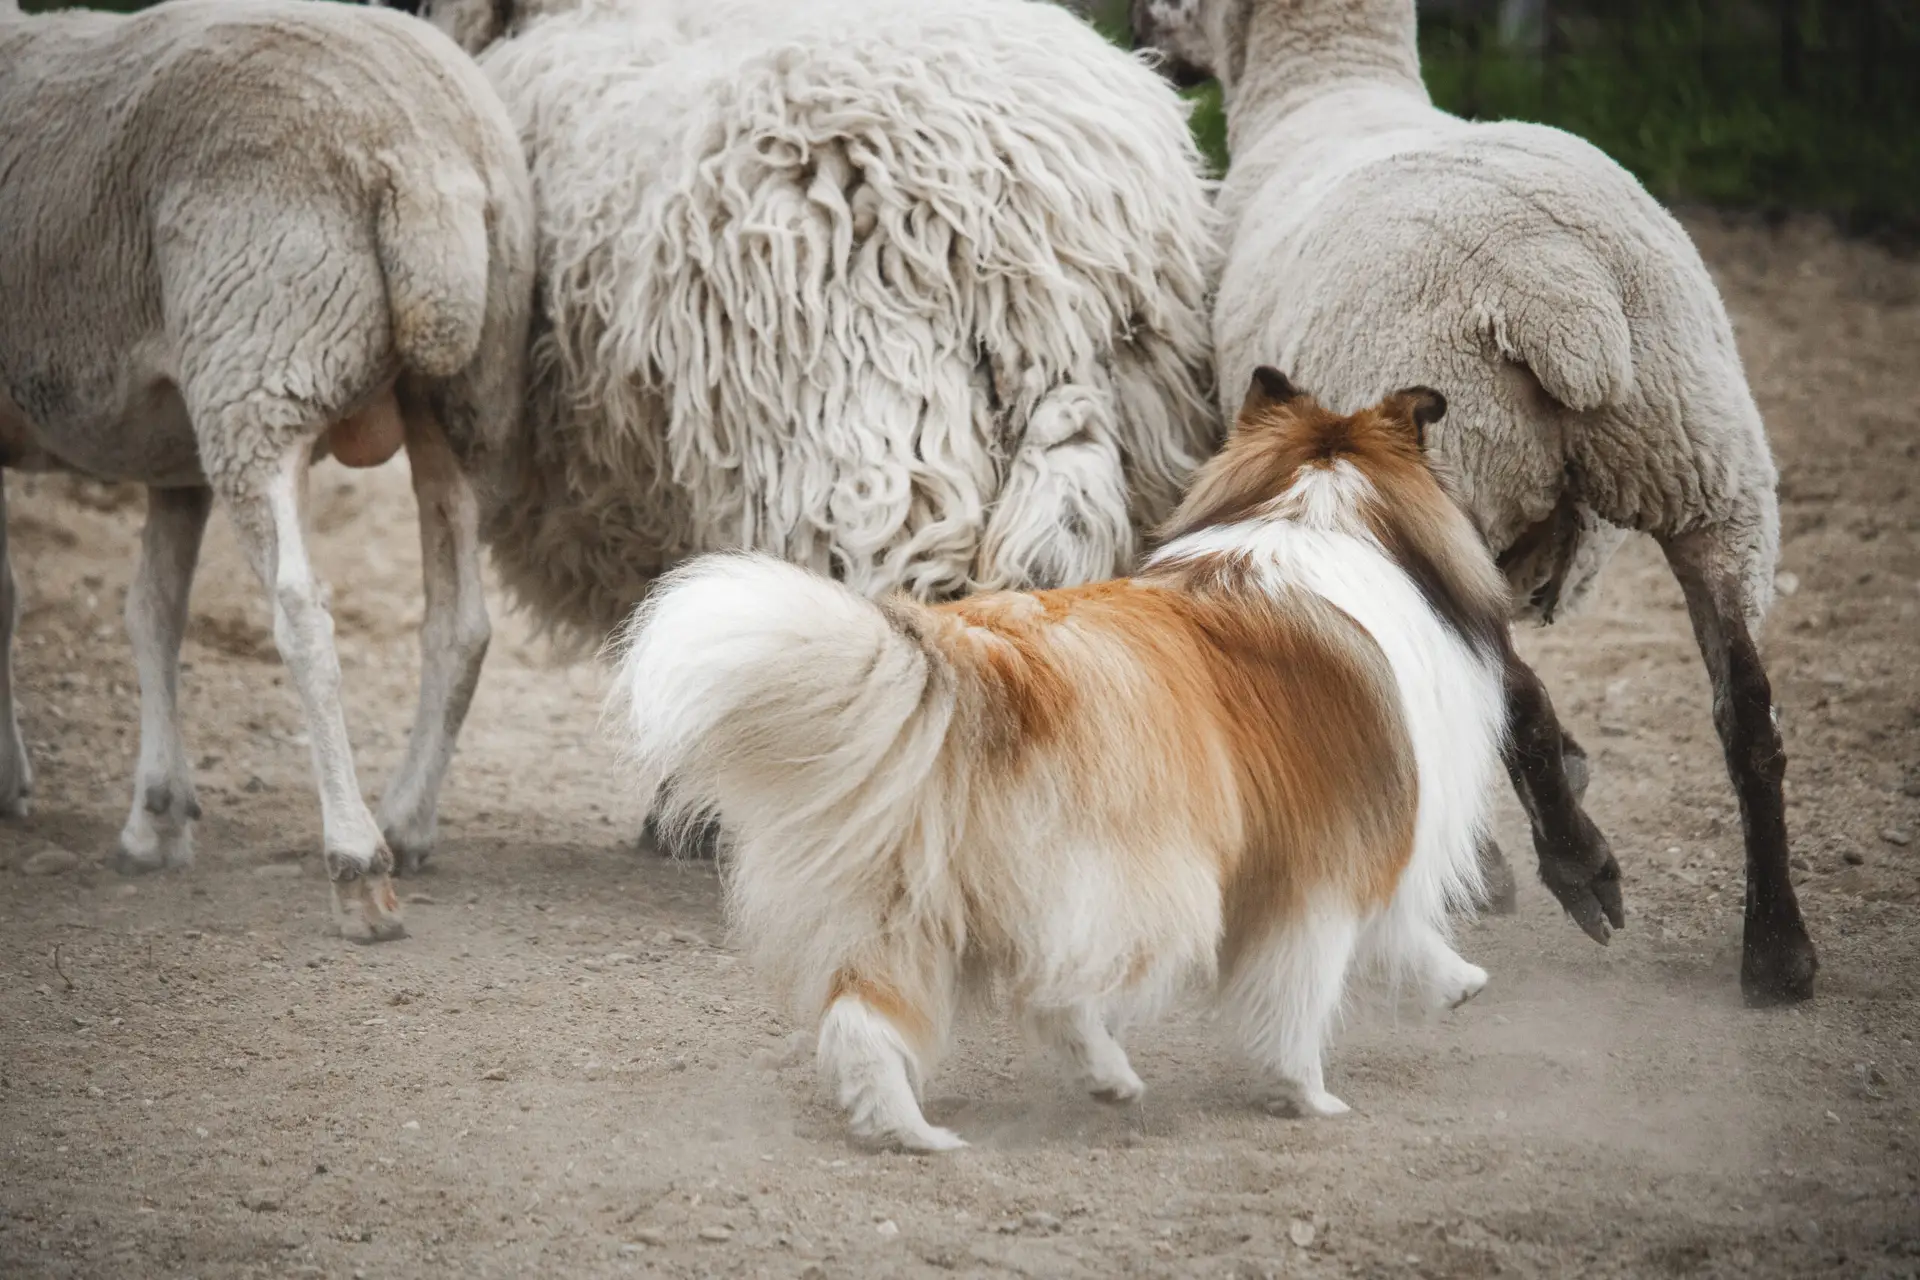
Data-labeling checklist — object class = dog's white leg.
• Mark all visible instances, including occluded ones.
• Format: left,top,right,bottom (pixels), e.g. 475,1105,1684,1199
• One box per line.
1411,925,1488,1010
1224,904,1360,1118
1027,1002,1143,1104
1361,910,1489,1012
817,994,964,1152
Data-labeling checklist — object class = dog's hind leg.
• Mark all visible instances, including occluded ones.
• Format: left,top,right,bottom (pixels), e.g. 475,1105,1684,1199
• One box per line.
817,967,962,1152
1222,903,1360,1118
1027,1003,1143,1104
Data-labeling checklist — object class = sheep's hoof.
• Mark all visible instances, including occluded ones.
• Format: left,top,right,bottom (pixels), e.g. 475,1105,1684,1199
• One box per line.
113,847,168,876
387,839,432,878
329,850,407,943
378,807,436,876
114,829,193,874
1536,828,1625,945
1741,921,1817,1007
0,745,31,819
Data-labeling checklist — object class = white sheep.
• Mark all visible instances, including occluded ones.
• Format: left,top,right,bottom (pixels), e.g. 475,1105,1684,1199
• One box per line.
1132,0,1815,1004
0,0,534,939
390,0,1220,646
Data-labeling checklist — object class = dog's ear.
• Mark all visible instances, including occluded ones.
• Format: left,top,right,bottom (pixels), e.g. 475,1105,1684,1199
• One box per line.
1240,366,1308,419
1383,385,1446,448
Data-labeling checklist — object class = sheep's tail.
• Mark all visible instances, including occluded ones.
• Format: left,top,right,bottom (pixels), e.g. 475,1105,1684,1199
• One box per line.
374,154,492,379
609,554,963,1014
1489,240,1636,413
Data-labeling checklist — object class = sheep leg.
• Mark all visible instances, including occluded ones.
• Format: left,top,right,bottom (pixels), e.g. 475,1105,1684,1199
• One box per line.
376,406,490,874
1502,645,1625,944
115,485,212,872
1477,724,1590,914
223,444,403,942
1660,529,1815,1006
0,477,30,818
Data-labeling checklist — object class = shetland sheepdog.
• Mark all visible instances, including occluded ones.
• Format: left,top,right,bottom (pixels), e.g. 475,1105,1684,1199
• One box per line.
612,369,1511,1150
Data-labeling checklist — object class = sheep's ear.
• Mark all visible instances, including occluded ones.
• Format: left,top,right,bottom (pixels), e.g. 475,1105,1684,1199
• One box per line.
1240,366,1307,418
1385,385,1447,448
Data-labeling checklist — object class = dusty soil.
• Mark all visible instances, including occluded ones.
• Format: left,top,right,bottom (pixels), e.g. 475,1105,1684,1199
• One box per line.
2,214,1918,1280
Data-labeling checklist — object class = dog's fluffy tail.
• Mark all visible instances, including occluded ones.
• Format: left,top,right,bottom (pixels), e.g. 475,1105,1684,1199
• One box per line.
610,553,961,1014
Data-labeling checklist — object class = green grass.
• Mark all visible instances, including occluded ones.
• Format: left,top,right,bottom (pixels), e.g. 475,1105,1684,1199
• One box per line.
1123,3,1917,235
1419,8,1920,234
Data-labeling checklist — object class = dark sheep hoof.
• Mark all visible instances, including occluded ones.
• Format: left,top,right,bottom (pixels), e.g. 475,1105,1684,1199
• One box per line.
1741,931,1818,1007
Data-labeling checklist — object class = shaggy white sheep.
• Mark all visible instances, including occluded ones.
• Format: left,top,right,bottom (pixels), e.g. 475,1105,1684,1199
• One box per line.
1132,0,1815,1003
392,0,1220,646
0,0,534,939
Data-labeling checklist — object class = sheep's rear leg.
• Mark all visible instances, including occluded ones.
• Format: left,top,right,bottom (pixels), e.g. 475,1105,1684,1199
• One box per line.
1661,529,1815,1005
116,485,212,872
1503,645,1625,944
376,407,490,874
223,444,402,942
1475,727,1589,915
0,477,30,818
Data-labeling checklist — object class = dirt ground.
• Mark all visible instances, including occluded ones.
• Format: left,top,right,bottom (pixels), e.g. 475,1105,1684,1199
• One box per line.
2,214,1917,1280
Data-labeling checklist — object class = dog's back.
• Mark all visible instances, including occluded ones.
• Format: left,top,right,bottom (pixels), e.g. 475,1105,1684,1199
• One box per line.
615,370,1510,1148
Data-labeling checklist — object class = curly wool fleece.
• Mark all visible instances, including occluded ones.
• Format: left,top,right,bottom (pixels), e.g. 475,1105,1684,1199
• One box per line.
459,0,1219,646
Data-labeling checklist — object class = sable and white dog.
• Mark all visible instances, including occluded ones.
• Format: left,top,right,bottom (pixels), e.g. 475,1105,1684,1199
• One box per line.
613,370,1510,1150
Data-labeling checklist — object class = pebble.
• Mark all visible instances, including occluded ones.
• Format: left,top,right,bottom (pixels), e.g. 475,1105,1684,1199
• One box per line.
632,1228,667,1247
1880,828,1911,847
1021,1211,1061,1234
22,847,80,876
241,1189,281,1212
406,892,437,905
698,1226,732,1243
481,1068,509,1082
875,1220,899,1237
1288,1219,1316,1248
401,1120,420,1131
1844,850,1866,866
1775,571,1800,596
